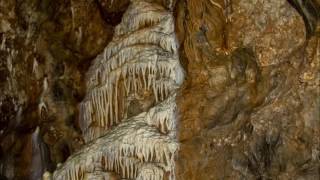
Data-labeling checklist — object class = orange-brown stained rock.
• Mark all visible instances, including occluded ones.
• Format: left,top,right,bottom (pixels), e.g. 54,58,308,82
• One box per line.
228,0,306,66
175,0,319,179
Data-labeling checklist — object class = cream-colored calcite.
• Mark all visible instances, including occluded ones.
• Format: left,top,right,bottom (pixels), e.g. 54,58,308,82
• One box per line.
52,0,183,179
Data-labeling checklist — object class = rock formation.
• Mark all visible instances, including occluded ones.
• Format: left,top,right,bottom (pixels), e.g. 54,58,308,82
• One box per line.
0,0,319,179
52,0,184,179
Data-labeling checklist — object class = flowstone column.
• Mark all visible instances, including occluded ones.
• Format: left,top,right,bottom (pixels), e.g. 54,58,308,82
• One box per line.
51,0,184,179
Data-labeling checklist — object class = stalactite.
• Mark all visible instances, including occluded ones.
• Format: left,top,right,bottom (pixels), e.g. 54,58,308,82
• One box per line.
31,127,51,180
52,0,183,179
0,36,6,50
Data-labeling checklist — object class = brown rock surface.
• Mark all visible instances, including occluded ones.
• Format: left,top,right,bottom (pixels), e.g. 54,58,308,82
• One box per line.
175,0,319,179
0,0,114,178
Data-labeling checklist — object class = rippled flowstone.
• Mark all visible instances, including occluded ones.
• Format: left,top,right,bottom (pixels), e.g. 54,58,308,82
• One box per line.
52,0,184,179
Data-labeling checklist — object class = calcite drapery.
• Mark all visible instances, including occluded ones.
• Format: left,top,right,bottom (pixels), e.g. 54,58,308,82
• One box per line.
51,0,184,179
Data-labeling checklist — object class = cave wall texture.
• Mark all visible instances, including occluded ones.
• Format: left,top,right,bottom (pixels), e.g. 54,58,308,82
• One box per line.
0,0,319,179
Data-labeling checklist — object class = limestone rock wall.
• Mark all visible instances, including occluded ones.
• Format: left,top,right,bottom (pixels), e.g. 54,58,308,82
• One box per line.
0,0,114,178
175,0,319,179
0,0,319,179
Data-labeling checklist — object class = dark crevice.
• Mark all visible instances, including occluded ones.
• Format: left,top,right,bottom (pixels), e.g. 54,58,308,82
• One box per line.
94,0,130,26
287,0,320,38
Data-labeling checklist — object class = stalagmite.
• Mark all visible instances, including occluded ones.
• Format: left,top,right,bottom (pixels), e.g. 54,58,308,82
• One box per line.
52,0,183,179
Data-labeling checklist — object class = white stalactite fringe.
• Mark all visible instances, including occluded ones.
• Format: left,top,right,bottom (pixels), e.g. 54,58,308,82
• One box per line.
79,0,183,142
81,93,178,143
53,112,178,180
52,0,184,179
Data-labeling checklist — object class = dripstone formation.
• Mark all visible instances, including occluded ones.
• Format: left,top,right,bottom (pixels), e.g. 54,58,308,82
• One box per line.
0,0,319,179
52,0,184,179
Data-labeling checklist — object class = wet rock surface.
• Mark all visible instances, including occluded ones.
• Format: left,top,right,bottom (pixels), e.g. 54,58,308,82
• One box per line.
0,0,319,179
